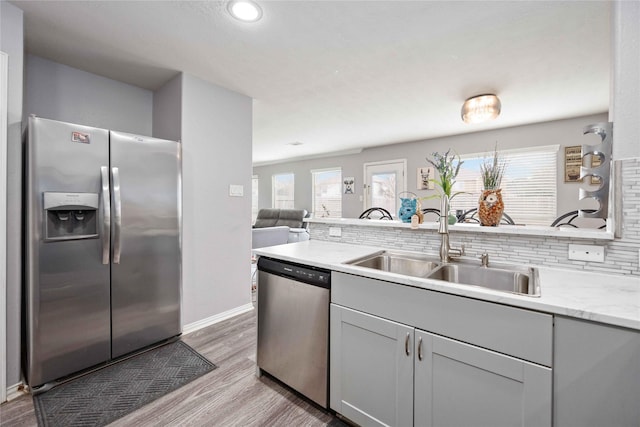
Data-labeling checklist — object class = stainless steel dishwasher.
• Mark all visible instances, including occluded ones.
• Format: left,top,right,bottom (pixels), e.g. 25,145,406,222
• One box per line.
257,256,331,408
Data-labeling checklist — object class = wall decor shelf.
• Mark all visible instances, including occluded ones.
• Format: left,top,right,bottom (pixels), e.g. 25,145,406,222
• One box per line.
579,122,612,220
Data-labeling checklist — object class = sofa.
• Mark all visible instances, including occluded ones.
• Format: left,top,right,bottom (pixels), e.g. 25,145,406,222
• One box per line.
252,226,290,249
252,208,310,246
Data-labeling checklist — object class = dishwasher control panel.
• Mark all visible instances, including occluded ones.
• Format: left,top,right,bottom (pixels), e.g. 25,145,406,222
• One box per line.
257,257,331,288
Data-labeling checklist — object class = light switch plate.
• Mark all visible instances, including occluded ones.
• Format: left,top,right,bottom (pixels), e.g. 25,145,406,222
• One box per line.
568,244,605,262
329,227,342,237
229,184,244,197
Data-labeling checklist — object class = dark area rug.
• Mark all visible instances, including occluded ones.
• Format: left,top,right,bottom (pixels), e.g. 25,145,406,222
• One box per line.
33,340,217,427
327,417,352,427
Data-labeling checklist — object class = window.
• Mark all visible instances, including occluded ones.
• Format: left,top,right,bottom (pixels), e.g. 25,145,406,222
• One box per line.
451,145,558,226
363,159,407,216
251,175,259,224
272,173,294,208
312,168,342,218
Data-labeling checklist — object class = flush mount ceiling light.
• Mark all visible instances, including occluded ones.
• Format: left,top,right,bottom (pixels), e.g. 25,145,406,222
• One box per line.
461,94,501,124
227,0,263,22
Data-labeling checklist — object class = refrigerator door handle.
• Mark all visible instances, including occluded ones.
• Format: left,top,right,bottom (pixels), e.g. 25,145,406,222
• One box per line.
100,166,111,264
112,167,122,264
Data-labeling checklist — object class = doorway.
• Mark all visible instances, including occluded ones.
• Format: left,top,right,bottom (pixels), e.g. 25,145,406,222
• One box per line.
363,159,407,218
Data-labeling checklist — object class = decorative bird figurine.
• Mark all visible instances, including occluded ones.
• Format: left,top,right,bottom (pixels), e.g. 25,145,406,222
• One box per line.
478,189,504,226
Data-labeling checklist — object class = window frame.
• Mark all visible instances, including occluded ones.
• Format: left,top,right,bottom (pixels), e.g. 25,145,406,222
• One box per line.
451,145,559,226
272,172,295,209
362,159,407,216
311,167,343,218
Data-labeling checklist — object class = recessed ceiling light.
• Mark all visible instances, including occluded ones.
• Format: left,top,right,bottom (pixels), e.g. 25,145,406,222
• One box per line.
227,0,263,22
287,141,303,146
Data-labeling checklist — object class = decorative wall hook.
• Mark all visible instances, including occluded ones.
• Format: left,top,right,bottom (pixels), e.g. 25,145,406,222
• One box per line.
579,122,612,219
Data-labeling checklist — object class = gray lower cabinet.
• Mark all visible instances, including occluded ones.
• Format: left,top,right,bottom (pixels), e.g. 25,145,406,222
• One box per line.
330,272,554,426
330,304,414,427
330,304,552,427
414,329,552,427
554,316,640,427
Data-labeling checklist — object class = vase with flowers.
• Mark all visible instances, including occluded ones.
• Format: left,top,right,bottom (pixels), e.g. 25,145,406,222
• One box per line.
478,144,506,226
426,149,465,225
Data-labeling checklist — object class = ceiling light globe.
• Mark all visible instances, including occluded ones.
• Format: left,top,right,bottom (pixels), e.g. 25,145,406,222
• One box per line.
228,0,263,22
461,94,501,124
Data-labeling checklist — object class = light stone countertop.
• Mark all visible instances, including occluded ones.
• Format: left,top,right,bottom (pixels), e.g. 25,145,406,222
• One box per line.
253,240,640,331
305,217,615,240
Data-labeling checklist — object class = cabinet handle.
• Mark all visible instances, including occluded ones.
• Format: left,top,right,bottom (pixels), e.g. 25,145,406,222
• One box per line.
405,333,410,356
418,337,423,361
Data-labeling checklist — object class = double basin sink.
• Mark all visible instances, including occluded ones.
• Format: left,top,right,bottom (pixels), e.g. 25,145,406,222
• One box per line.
345,250,540,297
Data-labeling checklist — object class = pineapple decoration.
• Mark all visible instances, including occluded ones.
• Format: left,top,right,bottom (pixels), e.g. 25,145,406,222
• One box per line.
478,189,504,226
478,144,506,227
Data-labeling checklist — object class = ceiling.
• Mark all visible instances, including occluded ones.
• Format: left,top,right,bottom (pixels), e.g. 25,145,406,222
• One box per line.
12,1,610,165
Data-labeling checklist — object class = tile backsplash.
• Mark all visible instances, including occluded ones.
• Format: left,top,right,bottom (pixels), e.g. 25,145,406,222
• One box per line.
310,158,640,277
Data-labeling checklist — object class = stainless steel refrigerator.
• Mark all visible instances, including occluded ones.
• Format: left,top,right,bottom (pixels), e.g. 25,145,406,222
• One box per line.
25,116,181,390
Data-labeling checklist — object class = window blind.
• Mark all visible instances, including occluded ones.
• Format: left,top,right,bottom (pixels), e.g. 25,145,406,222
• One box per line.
272,173,294,209
312,168,342,218
451,145,558,226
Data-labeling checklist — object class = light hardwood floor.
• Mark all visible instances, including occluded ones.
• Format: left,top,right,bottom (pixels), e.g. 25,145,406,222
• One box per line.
0,309,338,426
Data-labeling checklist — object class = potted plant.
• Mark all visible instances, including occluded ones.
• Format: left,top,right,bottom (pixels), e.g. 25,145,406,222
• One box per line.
478,145,506,226
480,144,506,190
426,149,465,224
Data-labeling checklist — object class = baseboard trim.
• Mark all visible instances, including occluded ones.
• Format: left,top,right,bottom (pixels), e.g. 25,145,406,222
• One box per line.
6,381,27,401
182,303,254,336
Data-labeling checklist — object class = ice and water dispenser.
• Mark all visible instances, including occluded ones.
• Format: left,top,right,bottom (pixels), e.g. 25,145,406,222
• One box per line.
43,192,99,241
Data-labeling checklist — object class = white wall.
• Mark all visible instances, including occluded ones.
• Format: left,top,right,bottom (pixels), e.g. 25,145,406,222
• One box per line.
180,73,253,326
253,113,608,219
153,74,182,142
611,1,640,160
25,55,153,136
1,0,23,389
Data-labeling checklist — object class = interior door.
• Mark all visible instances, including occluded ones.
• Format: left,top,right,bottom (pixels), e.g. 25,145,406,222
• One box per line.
363,160,406,217
110,131,181,358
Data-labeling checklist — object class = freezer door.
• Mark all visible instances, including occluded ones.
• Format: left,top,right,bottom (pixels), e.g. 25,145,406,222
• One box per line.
25,117,111,388
110,131,181,358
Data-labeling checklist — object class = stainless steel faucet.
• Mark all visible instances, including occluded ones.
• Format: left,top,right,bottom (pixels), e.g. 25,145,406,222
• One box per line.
438,195,464,262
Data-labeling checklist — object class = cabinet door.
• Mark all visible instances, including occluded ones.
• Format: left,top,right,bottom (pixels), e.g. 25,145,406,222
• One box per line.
414,330,551,427
554,316,640,427
330,304,414,427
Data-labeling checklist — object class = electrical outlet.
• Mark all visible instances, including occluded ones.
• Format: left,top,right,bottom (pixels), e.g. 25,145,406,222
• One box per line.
568,244,605,262
329,227,342,237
